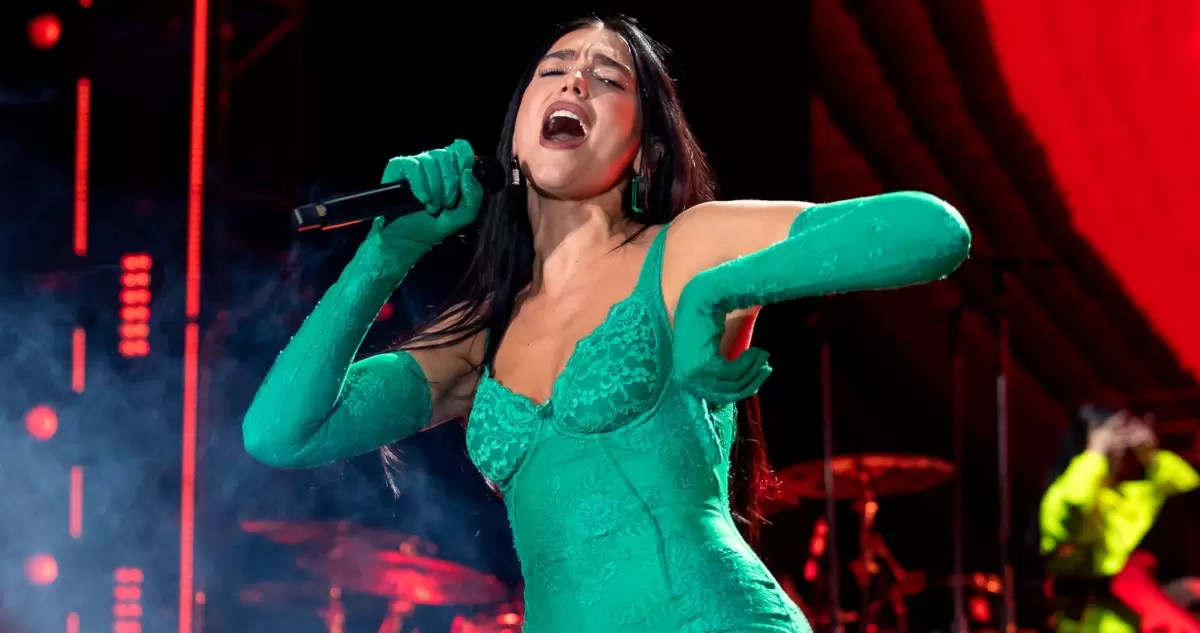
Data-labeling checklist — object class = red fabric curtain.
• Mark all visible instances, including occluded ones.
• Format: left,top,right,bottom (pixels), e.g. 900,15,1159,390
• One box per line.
983,0,1200,377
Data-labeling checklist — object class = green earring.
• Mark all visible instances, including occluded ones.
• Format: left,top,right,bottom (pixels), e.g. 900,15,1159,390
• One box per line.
630,176,644,215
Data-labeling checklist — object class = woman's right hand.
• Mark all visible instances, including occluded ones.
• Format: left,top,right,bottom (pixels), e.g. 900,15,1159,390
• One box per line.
1087,410,1132,456
369,139,485,252
1120,414,1159,464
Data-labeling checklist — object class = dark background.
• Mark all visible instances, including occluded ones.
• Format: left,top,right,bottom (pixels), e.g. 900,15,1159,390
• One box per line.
1,1,1196,633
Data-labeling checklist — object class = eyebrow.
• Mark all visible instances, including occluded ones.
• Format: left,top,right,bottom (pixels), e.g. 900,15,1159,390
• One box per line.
542,48,633,76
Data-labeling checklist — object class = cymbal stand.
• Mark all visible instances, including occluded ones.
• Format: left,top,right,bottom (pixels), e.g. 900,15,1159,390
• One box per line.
948,305,967,633
376,600,411,633
852,485,910,633
854,488,877,631
317,586,345,633
994,269,1016,633
317,521,350,633
817,305,844,633
870,535,911,633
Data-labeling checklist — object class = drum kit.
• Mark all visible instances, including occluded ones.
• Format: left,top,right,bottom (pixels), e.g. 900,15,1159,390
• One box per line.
766,452,1012,633
239,520,522,633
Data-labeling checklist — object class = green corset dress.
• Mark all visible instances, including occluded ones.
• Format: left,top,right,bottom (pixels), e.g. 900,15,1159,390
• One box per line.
466,227,808,632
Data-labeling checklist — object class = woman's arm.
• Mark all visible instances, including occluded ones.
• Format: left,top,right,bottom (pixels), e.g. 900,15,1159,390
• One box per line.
243,140,484,468
1147,450,1200,496
666,192,970,311
664,192,971,402
242,232,483,468
1038,451,1110,555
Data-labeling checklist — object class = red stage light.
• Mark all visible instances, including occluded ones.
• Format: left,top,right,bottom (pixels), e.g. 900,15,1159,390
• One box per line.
26,554,59,585
120,254,151,270
76,78,90,256
114,567,144,633
28,14,62,50
119,254,152,357
968,595,990,623
25,405,58,441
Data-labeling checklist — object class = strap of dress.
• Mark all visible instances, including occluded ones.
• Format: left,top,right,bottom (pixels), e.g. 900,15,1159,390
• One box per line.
633,223,670,305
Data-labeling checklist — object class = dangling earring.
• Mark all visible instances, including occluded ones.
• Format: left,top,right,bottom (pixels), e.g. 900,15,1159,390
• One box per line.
509,156,523,187
630,174,646,216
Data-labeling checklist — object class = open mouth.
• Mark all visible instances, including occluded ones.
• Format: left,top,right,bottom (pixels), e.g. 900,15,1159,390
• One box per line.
541,103,590,145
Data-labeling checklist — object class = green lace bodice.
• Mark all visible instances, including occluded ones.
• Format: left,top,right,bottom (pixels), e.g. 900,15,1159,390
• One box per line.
466,228,807,632
242,191,971,633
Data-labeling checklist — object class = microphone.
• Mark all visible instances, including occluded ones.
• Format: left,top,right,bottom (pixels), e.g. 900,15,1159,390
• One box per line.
292,155,507,231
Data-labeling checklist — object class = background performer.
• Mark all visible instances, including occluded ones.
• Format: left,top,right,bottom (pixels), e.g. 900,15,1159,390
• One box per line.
1038,405,1199,633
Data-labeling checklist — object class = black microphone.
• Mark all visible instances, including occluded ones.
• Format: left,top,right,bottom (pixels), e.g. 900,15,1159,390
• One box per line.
292,155,507,231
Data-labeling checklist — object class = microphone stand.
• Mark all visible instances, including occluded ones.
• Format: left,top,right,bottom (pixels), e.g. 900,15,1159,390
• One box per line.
994,269,1016,633
980,255,1052,633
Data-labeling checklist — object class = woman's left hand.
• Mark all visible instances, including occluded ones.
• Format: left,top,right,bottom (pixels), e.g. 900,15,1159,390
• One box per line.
673,279,771,404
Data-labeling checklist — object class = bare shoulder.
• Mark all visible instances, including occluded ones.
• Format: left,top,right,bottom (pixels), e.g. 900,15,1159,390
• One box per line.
662,199,816,290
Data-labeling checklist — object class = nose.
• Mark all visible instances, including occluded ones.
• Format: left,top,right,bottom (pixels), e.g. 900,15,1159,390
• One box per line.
562,70,589,98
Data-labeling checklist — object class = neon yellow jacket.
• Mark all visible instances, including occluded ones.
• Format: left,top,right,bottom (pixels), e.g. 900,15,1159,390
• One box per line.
1039,450,1199,633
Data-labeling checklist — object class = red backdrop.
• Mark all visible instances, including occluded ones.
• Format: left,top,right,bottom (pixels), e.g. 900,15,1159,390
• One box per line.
983,0,1200,378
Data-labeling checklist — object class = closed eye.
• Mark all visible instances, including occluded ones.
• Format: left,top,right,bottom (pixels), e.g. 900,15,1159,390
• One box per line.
537,67,626,90
597,75,626,90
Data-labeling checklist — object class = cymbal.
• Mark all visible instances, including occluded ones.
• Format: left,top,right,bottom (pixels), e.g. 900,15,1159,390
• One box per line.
241,519,431,555
773,453,954,504
242,519,507,606
297,550,508,606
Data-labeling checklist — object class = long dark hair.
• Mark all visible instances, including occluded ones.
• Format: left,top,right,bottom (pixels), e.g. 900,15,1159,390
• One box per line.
384,15,772,545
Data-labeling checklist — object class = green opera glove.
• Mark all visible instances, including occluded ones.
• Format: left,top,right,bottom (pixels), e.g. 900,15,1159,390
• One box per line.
672,191,971,404
242,140,484,468
372,138,484,254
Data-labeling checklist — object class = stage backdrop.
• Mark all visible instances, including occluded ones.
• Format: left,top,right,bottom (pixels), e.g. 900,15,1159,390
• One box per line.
984,0,1200,378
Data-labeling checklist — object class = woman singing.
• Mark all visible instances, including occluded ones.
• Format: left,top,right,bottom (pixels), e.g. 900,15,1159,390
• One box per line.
1038,405,1199,633
243,15,971,633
